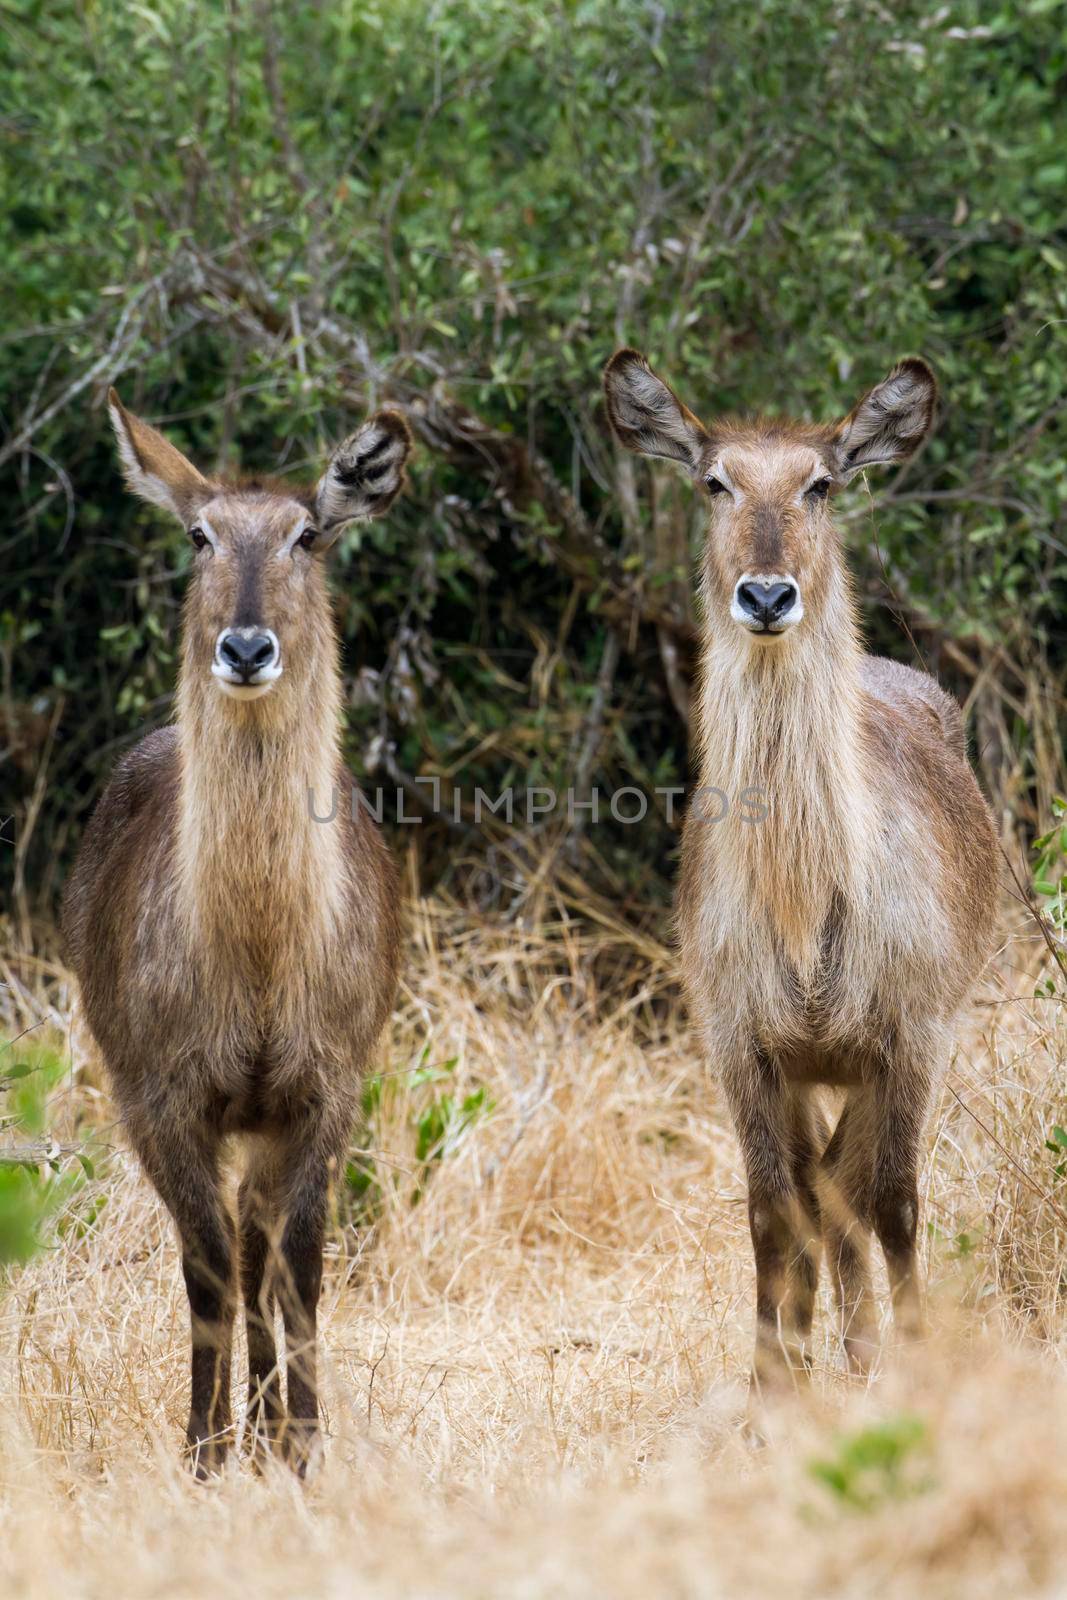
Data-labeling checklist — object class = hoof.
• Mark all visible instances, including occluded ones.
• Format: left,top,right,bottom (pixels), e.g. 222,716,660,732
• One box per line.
282,1422,324,1481
741,1407,768,1449
844,1334,880,1378
242,1390,285,1471
186,1430,230,1480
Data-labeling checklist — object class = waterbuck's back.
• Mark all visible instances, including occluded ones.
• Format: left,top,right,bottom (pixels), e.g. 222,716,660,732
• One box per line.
858,655,998,994
859,655,966,758
62,729,181,1048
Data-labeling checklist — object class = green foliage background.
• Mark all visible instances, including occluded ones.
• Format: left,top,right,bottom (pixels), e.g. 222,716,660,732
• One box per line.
2,0,1065,923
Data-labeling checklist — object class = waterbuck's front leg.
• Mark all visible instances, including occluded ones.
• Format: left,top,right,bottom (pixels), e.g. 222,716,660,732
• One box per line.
238,1149,284,1459
722,1048,818,1395
868,1042,933,1340
830,1037,934,1344
140,1124,237,1476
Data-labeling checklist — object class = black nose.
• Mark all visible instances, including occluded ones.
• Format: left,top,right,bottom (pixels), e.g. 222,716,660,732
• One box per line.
218,631,277,680
735,581,798,628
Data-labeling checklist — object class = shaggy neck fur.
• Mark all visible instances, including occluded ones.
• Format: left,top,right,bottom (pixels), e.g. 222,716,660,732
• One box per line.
175,618,346,986
695,559,874,989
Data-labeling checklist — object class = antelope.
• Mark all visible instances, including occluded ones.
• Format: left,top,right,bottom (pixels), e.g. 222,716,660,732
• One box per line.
62,391,411,1474
604,350,997,1390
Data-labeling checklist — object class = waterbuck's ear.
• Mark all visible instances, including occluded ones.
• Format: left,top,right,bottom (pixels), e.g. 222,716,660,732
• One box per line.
315,409,412,536
107,389,213,523
832,359,937,480
603,348,710,473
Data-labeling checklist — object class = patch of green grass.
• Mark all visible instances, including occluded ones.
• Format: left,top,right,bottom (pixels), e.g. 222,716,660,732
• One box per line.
926,1218,983,1260
1045,1124,1067,1179
807,1415,934,1513
1032,797,1067,997
1,1032,102,1273
345,1051,494,1222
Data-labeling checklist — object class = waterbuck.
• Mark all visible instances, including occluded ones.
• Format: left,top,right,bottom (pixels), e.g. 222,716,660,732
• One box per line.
62,392,411,1473
604,349,997,1389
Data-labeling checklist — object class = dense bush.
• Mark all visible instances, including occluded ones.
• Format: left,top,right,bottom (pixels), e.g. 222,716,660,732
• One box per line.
3,0,1065,927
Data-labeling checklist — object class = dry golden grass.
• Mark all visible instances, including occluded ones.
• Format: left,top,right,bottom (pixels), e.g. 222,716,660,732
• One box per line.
2,893,1066,1600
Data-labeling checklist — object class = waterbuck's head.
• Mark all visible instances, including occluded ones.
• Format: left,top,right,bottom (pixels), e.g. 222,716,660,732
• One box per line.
108,390,412,708
603,351,936,646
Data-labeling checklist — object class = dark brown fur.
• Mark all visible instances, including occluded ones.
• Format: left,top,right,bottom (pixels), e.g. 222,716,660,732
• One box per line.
63,394,411,1474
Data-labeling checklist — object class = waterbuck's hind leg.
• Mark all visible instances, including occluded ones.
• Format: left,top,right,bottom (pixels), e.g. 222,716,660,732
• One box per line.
816,1097,878,1374
140,1125,237,1477
825,1050,932,1356
238,1151,284,1461
272,1105,350,1477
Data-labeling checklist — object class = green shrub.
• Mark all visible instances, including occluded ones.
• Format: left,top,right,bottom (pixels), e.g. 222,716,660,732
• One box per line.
3,0,1064,918
0,1034,98,1274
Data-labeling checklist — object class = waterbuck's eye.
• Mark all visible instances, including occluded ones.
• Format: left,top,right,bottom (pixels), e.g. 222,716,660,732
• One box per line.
297,526,319,552
806,477,832,501
189,527,209,551
705,475,729,497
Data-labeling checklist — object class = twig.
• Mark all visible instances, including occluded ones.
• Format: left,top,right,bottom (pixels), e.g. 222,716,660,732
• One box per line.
13,695,65,949
567,627,622,848
479,1055,553,1189
946,1083,1067,1229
